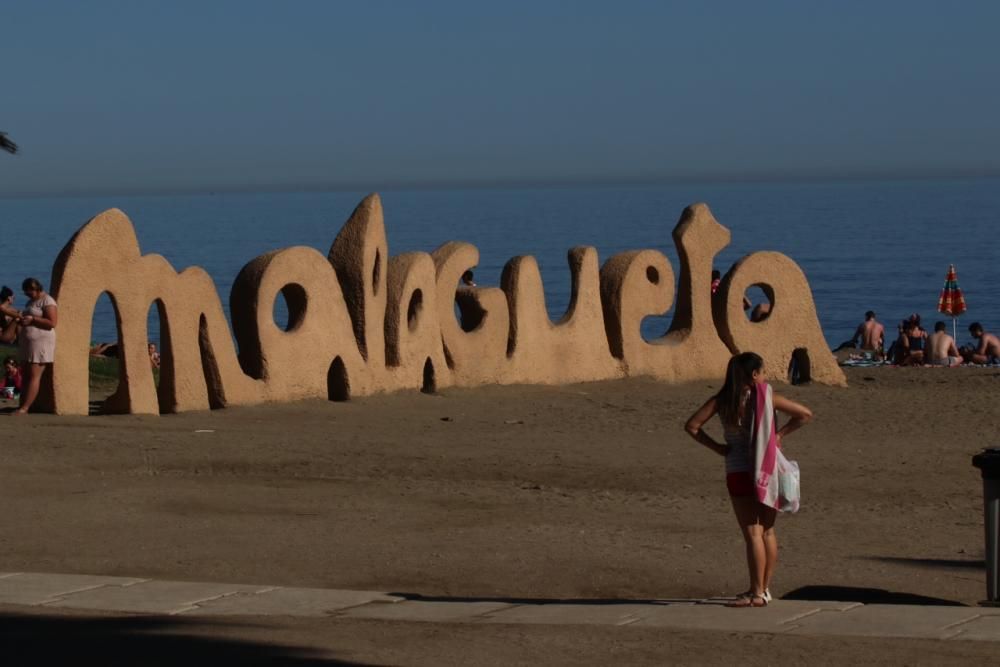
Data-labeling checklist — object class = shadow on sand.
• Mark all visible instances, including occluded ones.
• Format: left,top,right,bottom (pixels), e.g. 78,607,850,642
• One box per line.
782,586,966,606
0,611,367,666
781,554,986,605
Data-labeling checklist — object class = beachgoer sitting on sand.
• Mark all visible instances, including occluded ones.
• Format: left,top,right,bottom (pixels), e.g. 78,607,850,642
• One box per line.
961,322,1000,365
851,311,884,352
928,322,960,364
90,342,119,357
148,342,160,369
750,302,771,322
685,352,812,607
1,355,22,399
900,314,927,366
927,322,962,366
885,320,905,364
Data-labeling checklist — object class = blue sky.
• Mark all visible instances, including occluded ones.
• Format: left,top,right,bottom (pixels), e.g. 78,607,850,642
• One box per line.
2,0,998,195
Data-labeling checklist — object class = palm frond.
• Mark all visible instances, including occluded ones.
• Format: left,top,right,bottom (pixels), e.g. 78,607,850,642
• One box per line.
0,132,18,155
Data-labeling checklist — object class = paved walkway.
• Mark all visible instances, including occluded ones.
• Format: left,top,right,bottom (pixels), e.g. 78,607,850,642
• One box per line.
2,572,1000,641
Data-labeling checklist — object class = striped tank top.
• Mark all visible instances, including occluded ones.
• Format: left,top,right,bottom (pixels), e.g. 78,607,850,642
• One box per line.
722,410,754,474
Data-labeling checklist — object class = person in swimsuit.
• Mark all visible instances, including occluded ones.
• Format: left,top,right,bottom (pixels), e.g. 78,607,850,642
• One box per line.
0,286,19,344
685,352,812,607
962,322,1000,364
850,310,885,353
900,314,927,366
750,302,771,322
927,321,962,366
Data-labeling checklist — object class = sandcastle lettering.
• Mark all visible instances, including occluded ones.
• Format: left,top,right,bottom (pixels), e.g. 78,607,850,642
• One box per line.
43,195,845,415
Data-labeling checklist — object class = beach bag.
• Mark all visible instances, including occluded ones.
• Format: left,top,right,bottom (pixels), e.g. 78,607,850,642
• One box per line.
776,450,800,513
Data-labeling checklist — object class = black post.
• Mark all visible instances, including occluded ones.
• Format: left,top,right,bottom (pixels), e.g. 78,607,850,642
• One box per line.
972,448,1000,606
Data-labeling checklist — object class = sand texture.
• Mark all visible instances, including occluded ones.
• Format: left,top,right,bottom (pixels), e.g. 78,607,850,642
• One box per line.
1,367,997,662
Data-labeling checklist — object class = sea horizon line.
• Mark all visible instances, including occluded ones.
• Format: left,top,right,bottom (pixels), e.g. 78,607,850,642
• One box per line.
2,167,1000,201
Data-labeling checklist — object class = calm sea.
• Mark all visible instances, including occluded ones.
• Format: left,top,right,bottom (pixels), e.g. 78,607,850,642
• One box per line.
2,178,998,349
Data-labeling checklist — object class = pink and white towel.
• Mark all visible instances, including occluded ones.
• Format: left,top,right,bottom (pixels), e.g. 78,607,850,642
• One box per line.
752,382,800,513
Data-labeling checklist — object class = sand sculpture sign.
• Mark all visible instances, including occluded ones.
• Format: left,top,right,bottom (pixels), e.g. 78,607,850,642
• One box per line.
42,195,845,415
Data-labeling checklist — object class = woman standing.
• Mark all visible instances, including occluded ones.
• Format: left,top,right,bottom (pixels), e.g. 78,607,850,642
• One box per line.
15,278,57,415
684,352,812,607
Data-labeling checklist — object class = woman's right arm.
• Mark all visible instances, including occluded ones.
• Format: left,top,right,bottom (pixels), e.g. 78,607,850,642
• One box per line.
685,397,727,457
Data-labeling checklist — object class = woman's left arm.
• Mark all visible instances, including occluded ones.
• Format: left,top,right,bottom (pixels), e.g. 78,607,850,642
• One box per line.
772,393,812,441
0,317,18,344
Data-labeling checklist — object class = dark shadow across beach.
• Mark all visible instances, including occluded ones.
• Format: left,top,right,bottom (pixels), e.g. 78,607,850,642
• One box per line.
0,611,367,666
782,586,966,606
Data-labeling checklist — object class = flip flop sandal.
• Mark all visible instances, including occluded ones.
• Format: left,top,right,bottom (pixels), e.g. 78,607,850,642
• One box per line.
734,589,772,603
727,591,769,608
725,596,755,608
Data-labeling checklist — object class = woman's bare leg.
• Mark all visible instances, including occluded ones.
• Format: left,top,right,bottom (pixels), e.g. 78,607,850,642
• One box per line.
15,363,45,415
731,496,767,596
760,507,778,592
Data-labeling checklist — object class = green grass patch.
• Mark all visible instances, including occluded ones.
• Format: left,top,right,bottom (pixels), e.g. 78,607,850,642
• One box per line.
90,355,159,391
89,355,121,391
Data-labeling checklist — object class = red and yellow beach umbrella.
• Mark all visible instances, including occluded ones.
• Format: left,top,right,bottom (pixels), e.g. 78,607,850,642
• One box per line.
937,264,967,339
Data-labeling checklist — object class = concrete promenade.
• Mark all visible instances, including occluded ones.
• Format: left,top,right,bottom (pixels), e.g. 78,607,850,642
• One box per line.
2,571,999,641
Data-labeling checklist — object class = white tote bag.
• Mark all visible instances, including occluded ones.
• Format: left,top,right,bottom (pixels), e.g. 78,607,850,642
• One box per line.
776,450,800,513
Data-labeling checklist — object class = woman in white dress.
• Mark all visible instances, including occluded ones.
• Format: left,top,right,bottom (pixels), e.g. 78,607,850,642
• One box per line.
16,278,57,415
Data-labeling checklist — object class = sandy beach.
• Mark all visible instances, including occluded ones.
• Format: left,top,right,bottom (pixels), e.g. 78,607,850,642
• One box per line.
0,366,997,662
